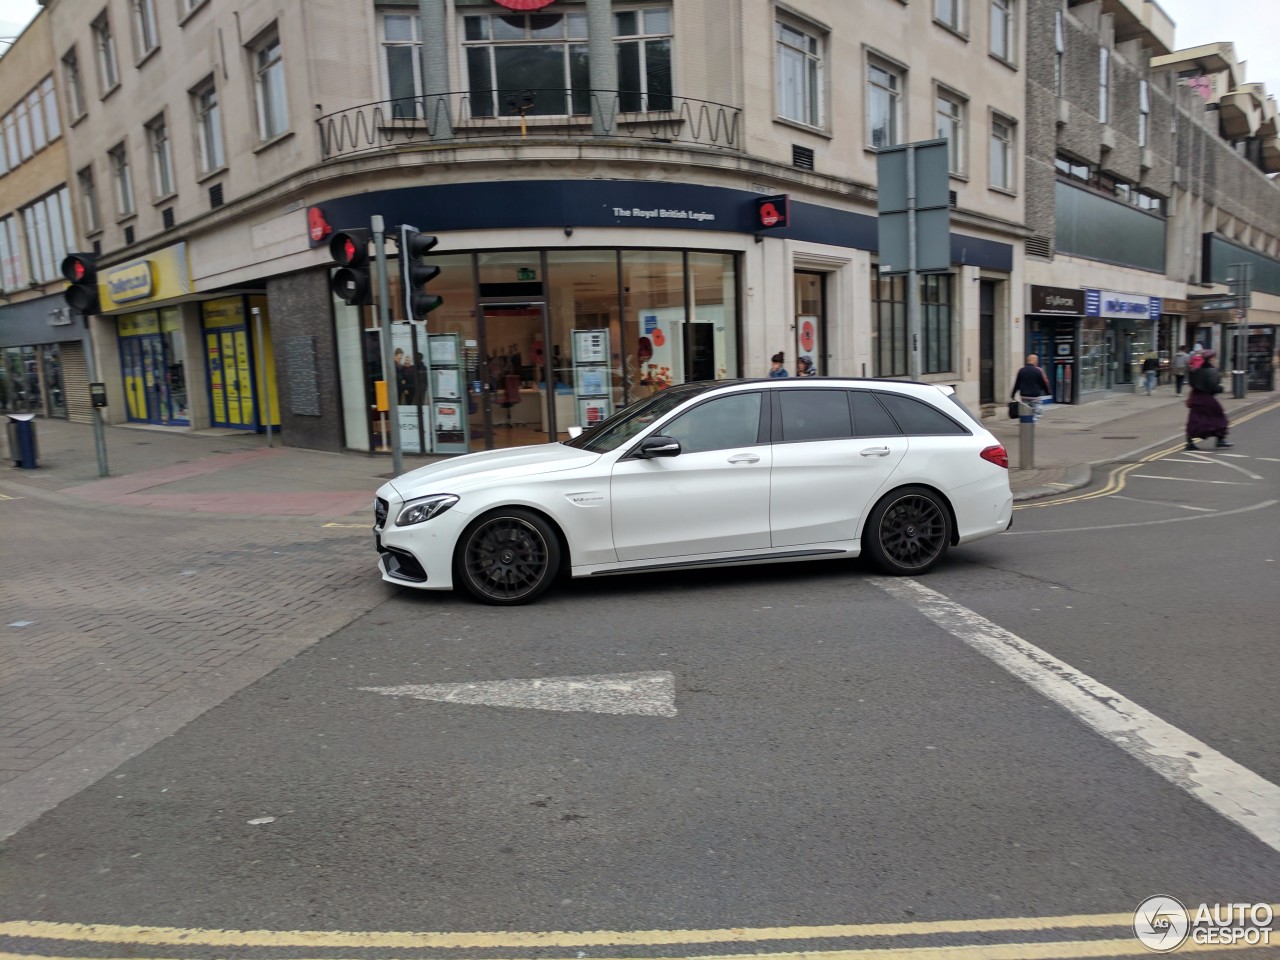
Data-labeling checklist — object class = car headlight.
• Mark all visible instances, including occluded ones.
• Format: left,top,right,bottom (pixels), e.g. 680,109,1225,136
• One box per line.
395,494,459,526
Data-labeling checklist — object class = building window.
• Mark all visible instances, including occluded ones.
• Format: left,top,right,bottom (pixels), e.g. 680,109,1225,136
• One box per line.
253,30,289,140
42,77,61,141
16,99,32,161
179,0,209,18
936,90,965,174
3,113,17,171
1098,46,1110,123
921,274,954,374
873,273,907,377
78,166,101,234
936,0,963,32
62,49,86,121
192,78,224,172
92,11,120,95
0,216,26,291
30,90,48,152
146,114,174,197
20,188,74,284
616,6,673,113
990,0,1012,61
1138,78,1150,147
990,115,1014,190
867,60,902,148
462,10,590,118
109,142,135,218
133,0,159,58
381,13,422,110
1054,10,1064,96
776,19,823,127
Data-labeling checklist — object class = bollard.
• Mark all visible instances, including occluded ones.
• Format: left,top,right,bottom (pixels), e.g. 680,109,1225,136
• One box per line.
1232,369,1247,399
1018,402,1035,470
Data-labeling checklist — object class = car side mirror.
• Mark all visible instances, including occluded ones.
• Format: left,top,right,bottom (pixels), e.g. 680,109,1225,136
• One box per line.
635,435,681,459
566,425,584,438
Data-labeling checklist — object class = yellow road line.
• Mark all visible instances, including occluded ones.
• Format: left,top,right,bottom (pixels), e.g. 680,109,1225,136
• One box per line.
0,937,1271,959
7,909,1279,951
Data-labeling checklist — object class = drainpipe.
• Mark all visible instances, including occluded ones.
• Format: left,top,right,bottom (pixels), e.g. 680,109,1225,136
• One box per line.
586,0,617,136
420,0,453,141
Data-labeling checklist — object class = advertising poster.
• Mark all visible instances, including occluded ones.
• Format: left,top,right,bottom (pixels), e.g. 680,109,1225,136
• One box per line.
578,399,610,428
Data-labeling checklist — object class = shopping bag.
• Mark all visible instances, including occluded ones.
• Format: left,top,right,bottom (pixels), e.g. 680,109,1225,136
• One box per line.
1008,401,1019,419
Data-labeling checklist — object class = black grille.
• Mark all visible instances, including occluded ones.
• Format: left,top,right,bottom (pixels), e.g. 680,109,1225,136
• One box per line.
92,240,102,256
792,144,815,170
123,225,135,245
209,182,224,209
375,497,389,527
383,547,427,582
1026,235,1054,259
162,207,175,230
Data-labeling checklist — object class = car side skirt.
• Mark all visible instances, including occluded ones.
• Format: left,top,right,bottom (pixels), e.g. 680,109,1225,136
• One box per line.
574,543,858,579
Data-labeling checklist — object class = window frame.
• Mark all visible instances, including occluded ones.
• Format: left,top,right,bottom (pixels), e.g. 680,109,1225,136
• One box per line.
0,214,28,291
92,10,121,96
935,86,966,176
78,165,102,235
662,390,767,453
775,17,825,129
989,0,1013,63
19,188,73,285
615,5,674,114
935,0,965,35
460,9,593,119
989,113,1015,192
251,27,289,142
866,55,904,149
62,48,87,122
146,113,175,198
191,77,225,174
108,141,136,219
774,388,854,444
380,11,423,106
132,0,160,61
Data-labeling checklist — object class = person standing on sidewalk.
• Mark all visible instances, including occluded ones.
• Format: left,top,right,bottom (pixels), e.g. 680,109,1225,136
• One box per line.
769,352,790,378
1172,345,1190,395
1141,353,1160,395
1185,349,1232,450
1011,354,1051,422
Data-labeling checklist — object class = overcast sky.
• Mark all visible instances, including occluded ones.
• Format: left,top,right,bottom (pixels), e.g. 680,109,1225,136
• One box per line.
1,0,1277,100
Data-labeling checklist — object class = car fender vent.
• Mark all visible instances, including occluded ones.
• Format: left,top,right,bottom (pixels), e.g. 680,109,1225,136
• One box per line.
792,144,815,170
1026,235,1054,259
209,182,224,209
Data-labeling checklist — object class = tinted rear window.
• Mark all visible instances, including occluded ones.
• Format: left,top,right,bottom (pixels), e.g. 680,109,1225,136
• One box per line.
875,392,970,435
850,391,902,437
779,390,853,441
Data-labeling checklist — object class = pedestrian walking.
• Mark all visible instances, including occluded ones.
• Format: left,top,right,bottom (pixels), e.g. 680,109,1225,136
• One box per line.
796,355,817,377
1141,353,1159,395
1011,353,1051,422
1184,349,1232,450
1171,345,1190,395
769,352,790,378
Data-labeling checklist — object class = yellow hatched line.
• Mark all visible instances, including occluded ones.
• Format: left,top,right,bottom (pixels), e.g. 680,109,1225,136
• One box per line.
0,937,1271,960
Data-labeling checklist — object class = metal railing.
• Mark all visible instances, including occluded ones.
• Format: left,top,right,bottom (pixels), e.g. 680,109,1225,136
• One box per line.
317,89,743,161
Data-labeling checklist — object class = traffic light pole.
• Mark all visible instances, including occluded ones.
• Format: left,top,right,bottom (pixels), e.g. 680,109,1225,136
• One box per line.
79,312,109,477
372,215,404,476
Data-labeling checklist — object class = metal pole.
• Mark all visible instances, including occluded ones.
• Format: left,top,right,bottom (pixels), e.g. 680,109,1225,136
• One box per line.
1229,262,1250,400
80,312,109,477
906,143,921,381
251,307,272,448
372,215,404,476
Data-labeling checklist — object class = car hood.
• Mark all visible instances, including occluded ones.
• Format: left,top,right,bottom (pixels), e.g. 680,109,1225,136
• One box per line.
385,443,601,497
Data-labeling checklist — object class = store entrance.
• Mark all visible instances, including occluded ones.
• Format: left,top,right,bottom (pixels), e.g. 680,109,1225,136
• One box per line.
474,302,558,449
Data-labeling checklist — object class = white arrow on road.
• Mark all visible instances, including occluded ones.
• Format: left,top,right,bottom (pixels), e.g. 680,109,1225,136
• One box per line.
361,671,676,717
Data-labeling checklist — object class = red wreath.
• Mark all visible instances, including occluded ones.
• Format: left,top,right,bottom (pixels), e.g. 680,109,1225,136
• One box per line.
493,0,556,10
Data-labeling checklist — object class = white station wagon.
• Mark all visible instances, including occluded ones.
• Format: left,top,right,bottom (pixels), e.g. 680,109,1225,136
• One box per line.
373,379,1013,604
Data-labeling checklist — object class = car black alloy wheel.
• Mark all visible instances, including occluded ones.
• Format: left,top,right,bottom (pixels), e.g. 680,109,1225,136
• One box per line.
459,509,560,604
866,486,952,575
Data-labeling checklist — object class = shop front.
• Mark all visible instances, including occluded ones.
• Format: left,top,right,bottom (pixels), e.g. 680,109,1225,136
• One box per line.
0,294,92,422
1026,285,1084,404
200,295,280,433
1084,288,1161,393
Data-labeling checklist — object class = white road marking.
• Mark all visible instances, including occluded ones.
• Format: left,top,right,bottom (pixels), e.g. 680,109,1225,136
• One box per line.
1110,495,1215,513
1217,453,1250,458
1258,457,1280,463
871,578,1280,854
1177,452,1266,481
362,671,677,717
1130,474,1251,485
1002,499,1276,535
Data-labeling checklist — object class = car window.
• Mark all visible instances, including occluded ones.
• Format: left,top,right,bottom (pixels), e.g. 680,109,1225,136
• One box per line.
778,389,853,442
874,392,970,435
849,391,903,437
663,392,762,454
565,384,713,453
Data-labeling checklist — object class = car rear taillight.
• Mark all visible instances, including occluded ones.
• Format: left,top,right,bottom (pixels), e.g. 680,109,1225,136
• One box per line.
980,445,1009,469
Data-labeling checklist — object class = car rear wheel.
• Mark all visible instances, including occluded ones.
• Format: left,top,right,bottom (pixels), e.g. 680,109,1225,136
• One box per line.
864,486,952,575
456,509,561,605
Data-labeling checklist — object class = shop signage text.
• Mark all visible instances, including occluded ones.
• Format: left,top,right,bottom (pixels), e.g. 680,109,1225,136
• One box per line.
757,194,791,230
1085,289,1160,320
1029,285,1084,315
105,261,154,304
610,206,717,223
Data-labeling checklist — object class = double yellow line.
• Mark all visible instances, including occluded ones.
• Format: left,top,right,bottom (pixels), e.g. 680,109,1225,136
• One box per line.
1017,400,1280,510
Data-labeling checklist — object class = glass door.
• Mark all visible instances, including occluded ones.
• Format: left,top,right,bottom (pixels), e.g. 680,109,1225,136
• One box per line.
477,303,552,449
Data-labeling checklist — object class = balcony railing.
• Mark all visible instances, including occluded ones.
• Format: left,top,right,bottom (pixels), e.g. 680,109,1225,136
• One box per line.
317,89,742,162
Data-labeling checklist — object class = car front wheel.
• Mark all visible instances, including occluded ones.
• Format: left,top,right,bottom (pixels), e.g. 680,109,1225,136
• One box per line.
456,508,561,604
864,486,952,575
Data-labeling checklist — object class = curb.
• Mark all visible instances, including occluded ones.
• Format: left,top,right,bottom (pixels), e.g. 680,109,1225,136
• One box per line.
1011,463,1093,503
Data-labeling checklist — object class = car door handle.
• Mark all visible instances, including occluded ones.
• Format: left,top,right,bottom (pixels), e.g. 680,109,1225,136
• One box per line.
727,453,760,464
860,446,892,457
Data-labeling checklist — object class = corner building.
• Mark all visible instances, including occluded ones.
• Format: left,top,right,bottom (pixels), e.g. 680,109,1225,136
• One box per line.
46,0,1027,453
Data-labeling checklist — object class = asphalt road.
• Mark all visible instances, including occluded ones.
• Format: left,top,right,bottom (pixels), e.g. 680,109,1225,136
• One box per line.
2,407,1278,957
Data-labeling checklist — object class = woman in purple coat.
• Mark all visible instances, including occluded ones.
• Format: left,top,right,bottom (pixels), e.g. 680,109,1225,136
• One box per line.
1184,350,1232,450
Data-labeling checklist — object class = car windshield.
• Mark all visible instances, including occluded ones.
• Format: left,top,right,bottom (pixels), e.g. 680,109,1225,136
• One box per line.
564,383,720,453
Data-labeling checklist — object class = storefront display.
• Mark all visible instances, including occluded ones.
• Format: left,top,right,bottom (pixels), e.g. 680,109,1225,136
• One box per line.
118,309,189,424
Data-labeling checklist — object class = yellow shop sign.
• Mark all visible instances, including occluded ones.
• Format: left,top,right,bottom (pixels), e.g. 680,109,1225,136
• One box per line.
105,261,154,303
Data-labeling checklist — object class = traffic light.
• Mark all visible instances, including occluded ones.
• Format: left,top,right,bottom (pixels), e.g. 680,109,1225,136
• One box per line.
398,224,443,321
61,253,100,315
328,228,372,305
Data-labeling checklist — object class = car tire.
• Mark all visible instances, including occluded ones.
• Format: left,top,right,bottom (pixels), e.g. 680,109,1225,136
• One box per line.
863,486,952,575
456,508,561,605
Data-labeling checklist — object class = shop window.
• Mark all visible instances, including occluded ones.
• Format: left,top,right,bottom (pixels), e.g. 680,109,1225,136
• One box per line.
872,274,954,377
873,272,907,377
921,274,954,374
463,11,591,118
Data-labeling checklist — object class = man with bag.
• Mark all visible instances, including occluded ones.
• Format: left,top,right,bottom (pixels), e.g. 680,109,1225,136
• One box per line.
1011,354,1052,422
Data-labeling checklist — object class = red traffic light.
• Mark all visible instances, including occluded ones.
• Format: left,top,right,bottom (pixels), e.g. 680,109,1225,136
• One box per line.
329,229,370,267
61,253,96,284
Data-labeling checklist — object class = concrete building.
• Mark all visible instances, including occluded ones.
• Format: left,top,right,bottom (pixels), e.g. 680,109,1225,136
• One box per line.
39,0,1029,453
0,10,94,425
1024,0,1279,402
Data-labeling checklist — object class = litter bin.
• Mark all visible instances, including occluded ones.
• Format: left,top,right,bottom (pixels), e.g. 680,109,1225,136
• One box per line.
6,413,38,469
